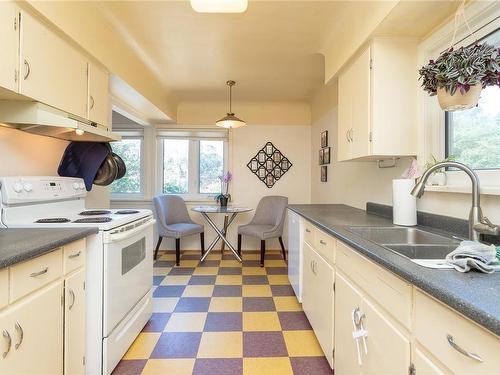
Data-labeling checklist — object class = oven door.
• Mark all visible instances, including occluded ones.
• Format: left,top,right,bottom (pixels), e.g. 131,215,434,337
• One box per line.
103,217,155,336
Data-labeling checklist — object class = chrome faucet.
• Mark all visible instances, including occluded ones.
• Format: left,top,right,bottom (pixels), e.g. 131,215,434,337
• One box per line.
411,161,500,241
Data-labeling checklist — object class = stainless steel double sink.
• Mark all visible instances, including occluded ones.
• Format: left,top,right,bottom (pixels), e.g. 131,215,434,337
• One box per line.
346,226,460,263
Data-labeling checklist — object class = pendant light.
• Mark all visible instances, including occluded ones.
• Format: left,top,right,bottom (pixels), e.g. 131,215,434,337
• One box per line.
216,80,246,129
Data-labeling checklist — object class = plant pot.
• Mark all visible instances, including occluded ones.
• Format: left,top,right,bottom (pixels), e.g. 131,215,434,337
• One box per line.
219,196,228,207
426,171,447,186
437,83,482,111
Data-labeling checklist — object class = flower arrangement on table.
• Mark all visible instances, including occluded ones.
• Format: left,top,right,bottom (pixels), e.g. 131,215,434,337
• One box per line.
215,171,232,207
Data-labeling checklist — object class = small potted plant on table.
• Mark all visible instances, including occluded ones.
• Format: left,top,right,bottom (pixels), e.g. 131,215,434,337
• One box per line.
215,171,232,207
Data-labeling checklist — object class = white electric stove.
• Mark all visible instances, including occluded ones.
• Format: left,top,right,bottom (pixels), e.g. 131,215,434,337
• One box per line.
0,176,155,375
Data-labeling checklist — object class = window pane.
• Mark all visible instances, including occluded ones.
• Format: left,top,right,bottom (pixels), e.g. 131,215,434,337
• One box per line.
199,140,224,194
163,139,189,194
111,138,142,194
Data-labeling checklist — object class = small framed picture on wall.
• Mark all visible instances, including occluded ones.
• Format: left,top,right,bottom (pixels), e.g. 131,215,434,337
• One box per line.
321,130,328,148
323,147,330,164
321,166,327,182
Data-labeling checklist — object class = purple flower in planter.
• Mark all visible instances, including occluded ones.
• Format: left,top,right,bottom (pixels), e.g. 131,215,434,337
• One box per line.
220,171,232,183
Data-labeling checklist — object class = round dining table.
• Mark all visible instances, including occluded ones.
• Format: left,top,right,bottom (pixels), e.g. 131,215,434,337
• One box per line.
191,205,253,262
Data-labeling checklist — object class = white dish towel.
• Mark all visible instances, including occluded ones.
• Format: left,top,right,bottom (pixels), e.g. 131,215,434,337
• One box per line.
446,240,497,274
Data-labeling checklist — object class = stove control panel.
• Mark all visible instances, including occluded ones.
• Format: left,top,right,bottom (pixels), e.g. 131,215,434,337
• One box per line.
0,176,87,204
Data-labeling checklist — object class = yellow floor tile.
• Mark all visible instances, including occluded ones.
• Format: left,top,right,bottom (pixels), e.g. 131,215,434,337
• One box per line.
274,296,302,311
243,312,281,331
243,357,293,375
220,259,243,268
215,275,243,285
242,285,272,297
153,267,171,276
242,254,261,260
164,312,207,332
178,260,199,267
283,331,324,356
142,359,195,375
153,297,179,313
209,297,243,312
193,267,219,276
122,333,160,360
182,285,214,297
265,260,287,267
267,275,290,285
161,275,191,285
197,332,243,358
242,267,267,275
159,254,176,261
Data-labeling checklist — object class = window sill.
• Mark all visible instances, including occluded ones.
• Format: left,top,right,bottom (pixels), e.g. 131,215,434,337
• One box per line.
424,185,500,196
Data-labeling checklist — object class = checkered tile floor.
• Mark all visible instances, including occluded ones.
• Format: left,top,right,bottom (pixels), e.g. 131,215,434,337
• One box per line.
113,249,333,375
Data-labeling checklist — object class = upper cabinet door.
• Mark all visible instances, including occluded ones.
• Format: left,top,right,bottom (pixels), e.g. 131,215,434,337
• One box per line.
337,64,352,162
88,62,110,128
19,10,88,119
0,2,19,92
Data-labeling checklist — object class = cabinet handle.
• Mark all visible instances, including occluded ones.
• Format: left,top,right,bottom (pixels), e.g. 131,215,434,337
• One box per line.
2,330,11,358
349,128,354,142
319,240,327,245
89,95,95,110
23,60,30,80
14,323,23,350
305,229,311,233
447,334,483,362
69,251,81,259
30,267,48,277
68,289,76,310
346,130,350,143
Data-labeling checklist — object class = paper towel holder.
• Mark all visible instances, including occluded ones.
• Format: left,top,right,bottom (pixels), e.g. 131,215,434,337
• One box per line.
377,157,400,169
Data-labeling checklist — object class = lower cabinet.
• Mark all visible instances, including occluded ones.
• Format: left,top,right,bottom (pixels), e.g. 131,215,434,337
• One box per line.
302,241,334,367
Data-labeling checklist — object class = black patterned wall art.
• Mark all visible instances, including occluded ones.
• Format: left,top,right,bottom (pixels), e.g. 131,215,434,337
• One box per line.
247,142,292,188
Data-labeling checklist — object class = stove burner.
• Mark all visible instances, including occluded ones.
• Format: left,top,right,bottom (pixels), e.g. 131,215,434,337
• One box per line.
115,210,140,215
73,217,113,223
36,218,71,223
79,210,112,216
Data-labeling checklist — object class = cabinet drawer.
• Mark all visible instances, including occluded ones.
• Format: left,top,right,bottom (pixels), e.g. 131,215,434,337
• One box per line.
415,290,500,374
63,239,86,274
315,229,335,265
9,249,63,303
336,241,412,329
303,221,315,246
0,269,8,309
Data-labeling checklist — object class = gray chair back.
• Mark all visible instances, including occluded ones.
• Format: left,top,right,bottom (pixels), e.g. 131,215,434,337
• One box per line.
153,195,193,231
251,196,288,235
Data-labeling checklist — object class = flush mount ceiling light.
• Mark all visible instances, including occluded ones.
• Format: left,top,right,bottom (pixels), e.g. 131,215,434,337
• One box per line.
190,0,248,13
216,80,246,129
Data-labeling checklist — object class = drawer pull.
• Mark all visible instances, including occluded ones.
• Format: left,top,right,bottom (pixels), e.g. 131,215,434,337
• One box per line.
68,289,76,310
447,334,483,362
305,229,311,233
319,240,327,245
30,267,48,277
69,251,81,259
2,330,11,358
14,323,23,350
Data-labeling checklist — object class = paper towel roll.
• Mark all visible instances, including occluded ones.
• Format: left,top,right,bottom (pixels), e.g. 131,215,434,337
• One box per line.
392,179,417,226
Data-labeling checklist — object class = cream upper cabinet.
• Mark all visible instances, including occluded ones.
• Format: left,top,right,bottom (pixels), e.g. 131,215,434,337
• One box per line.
19,10,88,119
337,38,417,161
0,281,64,375
0,2,19,92
88,62,110,128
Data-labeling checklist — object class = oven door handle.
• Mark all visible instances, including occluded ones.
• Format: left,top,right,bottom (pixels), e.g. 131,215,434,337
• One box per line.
108,219,156,243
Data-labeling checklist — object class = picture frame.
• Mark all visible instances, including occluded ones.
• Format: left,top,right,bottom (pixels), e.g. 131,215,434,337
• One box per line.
323,147,330,164
321,165,328,182
319,149,324,165
321,130,328,148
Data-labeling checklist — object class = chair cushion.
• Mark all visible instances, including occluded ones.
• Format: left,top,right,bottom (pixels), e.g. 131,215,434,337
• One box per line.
163,223,203,238
238,224,278,240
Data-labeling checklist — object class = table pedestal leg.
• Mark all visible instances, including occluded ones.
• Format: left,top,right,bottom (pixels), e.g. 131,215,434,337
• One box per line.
200,212,242,263
221,215,229,254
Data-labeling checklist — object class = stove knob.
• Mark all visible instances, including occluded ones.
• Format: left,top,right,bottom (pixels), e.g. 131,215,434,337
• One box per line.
72,182,80,190
23,183,33,192
13,183,23,193
79,183,85,190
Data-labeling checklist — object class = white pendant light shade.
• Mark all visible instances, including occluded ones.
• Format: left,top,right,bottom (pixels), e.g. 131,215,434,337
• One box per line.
190,0,248,13
216,80,246,129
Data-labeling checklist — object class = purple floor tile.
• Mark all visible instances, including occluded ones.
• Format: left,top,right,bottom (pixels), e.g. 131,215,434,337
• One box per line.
244,250,261,254
222,254,237,260
243,332,288,357
182,254,202,260
154,260,175,268
242,275,269,285
189,276,217,285
153,276,165,286
198,260,221,267
218,267,242,275
290,357,333,375
243,297,276,312
204,312,243,332
243,260,262,267
265,254,285,260
153,285,185,298
193,358,243,375
169,267,196,275
278,311,312,330
213,285,242,297
266,267,288,275
142,313,171,333
271,285,296,296
150,332,202,359
174,297,211,312
111,359,147,375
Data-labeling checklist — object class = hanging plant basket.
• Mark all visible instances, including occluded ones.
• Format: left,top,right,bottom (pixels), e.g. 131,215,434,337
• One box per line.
436,82,482,111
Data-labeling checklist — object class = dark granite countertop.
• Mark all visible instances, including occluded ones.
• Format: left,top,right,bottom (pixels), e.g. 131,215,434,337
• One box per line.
288,204,500,337
0,228,98,269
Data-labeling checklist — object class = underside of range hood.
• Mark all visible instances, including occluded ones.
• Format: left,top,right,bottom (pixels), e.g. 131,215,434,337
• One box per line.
0,101,121,142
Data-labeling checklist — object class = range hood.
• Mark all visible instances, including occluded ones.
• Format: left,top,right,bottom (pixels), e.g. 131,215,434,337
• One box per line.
0,101,121,142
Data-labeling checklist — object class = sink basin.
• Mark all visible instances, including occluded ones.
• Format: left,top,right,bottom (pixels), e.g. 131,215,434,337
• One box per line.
383,244,458,260
347,226,457,246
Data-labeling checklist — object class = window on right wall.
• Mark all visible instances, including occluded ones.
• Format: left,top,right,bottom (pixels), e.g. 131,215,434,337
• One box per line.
445,27,500,170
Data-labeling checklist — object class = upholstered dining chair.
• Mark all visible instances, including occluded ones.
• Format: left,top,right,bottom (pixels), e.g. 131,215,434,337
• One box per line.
237,196,288,266
153,195,204,266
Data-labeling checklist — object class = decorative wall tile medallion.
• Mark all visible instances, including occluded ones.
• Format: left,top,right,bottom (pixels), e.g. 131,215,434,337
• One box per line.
247,142,292,188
